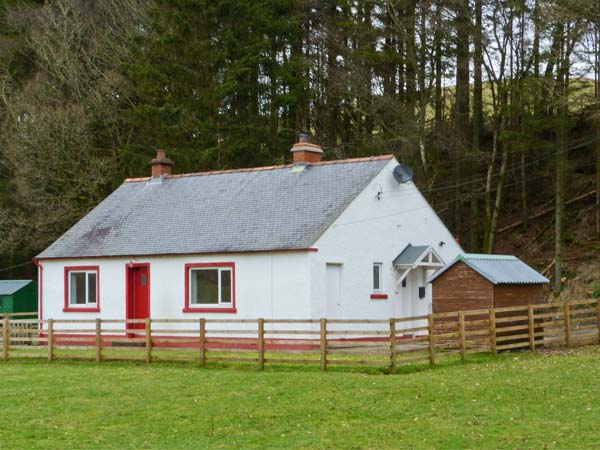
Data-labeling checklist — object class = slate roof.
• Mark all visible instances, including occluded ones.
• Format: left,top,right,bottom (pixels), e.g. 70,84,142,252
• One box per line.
37,156,393,259
0,280,33,296
393,244,430,266
428,254,549,285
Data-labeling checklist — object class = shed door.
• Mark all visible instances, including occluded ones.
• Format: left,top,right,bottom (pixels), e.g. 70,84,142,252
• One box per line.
326,264,342,318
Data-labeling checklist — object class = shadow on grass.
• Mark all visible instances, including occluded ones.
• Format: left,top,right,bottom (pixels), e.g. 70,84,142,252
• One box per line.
3,348,533,376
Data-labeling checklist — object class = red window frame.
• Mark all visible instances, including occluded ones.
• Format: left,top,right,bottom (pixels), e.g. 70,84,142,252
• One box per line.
183,262,237,313
63,266,100,312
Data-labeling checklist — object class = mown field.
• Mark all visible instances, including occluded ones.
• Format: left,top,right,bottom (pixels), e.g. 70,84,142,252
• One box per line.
0,346,598,449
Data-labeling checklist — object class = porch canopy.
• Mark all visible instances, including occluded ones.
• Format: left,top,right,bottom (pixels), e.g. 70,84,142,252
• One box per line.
393,244,444,291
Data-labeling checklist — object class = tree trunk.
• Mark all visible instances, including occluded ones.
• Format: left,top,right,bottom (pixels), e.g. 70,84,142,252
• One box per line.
470,0,483,251
454,0,470,239
405,0,417,120
434,0,443,134
483,130,498,251
595,7,600,235
517,0,528,228
555,134,565,294
455,0,470,138
521,151,529,228
326,3,340,149
533,0,540,79
397,2,405,104
362,1,374,141
555,24,568,294
487,144,508,253
417,2,428,175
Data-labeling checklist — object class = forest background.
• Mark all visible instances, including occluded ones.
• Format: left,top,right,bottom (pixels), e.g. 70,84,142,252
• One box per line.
2,0,600,296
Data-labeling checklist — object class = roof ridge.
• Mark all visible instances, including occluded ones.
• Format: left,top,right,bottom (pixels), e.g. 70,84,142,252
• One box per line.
461,253,517,260
124,154,395,183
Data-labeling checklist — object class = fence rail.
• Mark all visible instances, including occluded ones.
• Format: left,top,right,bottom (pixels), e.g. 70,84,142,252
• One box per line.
1,299,599,371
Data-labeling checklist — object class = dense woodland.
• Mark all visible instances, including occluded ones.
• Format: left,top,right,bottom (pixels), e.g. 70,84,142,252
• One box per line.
1,0,600,294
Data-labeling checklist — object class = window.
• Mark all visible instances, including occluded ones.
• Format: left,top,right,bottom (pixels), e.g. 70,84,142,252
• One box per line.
373,263,382,292
370,263,388,299
191,268,231,305
64,266,100,312
184,263,236,313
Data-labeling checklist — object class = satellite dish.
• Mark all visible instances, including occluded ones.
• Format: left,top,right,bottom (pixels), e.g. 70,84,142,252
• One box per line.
393,164,413,184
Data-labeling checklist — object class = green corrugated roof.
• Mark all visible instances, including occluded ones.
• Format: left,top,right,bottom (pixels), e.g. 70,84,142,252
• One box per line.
428,254,549,285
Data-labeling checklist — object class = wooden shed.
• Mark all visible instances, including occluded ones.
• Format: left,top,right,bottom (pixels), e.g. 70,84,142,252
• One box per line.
429,254,549,313
0,280,38,316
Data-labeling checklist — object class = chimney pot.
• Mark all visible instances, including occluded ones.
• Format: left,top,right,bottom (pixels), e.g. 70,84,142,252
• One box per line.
151,149,173,178
291,134,323,164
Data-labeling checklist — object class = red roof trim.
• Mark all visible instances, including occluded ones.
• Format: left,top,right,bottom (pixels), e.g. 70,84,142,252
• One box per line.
36,247,319,262
123,155,395,183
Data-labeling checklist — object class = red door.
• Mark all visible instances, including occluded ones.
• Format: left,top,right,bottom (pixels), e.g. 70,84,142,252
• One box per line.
127,265,150,331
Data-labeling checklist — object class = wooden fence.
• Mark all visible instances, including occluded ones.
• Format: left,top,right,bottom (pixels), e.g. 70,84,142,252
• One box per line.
1,299,599,372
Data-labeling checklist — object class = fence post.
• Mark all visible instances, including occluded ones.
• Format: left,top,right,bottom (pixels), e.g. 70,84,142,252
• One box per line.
458,311,466,361
258,318,265,371
320,318,327,371
145,318,152,364
489,308,497,356
389,318,396,374
199,318,206,367
597,299,600,344
528,304,535,352
95,318,101,363
47,319,54,362
427,314,435,366
3,315,9,362
564,301,572,348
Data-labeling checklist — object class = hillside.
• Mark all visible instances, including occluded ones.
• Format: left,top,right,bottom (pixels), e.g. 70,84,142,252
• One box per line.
472,164,599,301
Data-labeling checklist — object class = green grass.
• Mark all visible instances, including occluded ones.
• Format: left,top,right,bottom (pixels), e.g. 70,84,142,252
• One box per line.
0,347,599,449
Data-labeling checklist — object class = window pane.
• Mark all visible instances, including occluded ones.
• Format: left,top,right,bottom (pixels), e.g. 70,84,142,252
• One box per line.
373,265,380,290
191,269,218,304
71,272,86,304
87,273,97,304
221,270,232,303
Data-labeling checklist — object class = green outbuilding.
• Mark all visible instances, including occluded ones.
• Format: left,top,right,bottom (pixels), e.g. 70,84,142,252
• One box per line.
0,280,38,316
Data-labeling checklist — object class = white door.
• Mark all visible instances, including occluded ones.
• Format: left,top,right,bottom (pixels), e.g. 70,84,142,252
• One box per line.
326,264,342,318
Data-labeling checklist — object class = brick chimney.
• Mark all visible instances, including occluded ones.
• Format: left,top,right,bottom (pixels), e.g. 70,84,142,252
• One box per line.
290,134,323,164
151,149,173,178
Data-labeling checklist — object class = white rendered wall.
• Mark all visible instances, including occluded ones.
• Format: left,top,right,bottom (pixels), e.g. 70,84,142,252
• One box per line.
310,158,462,332
39,252,311,332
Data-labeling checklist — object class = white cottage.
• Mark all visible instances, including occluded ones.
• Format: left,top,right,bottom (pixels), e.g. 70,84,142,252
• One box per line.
35,137,462,331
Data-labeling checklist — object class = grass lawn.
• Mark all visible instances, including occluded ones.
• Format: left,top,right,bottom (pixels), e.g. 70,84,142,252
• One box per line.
0,347,598,449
